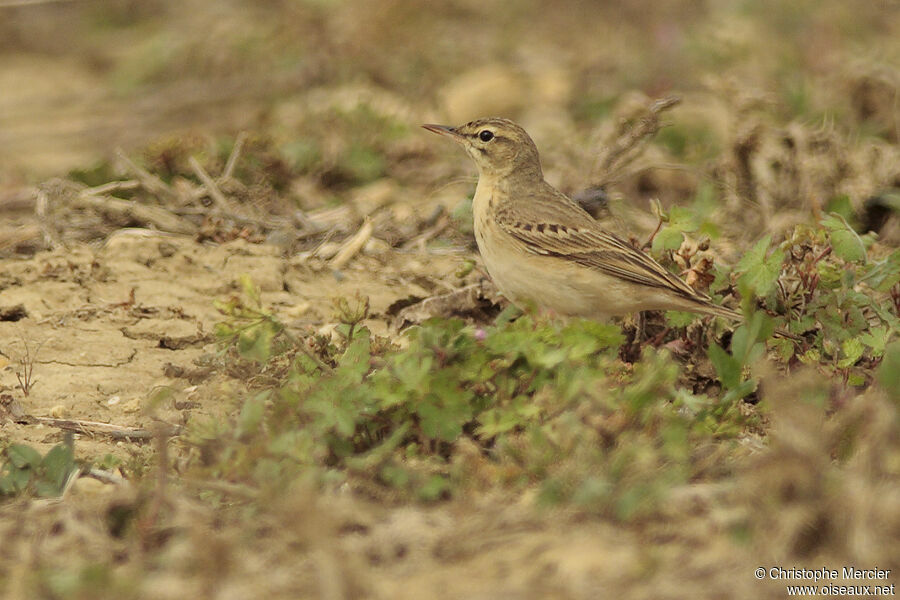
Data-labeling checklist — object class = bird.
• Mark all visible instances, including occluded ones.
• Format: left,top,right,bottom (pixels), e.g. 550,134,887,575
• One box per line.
423,117,792,335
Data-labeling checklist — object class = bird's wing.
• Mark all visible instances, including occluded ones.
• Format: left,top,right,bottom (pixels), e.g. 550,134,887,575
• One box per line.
493,185,706,302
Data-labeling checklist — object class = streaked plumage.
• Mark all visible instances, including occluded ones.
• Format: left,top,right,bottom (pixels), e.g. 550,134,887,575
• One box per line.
423,117,749,323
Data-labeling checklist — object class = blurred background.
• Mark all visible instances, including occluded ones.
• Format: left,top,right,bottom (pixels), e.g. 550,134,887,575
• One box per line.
1,0,897,221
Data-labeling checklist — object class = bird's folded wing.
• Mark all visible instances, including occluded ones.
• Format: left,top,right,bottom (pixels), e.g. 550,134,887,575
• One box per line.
494,196,704,301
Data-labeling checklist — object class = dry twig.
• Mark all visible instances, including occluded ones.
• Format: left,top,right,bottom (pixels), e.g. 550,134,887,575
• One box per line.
115,149,175,200
84,180,141,196
12,334,45,397
392,281,503,330
170,205,289,230
21,415,181,441
189,155,232,212
86,468,128,485
330,217,373,269
74,191,198,234
223,131,248,180
0,225,42,252
34,186,65,249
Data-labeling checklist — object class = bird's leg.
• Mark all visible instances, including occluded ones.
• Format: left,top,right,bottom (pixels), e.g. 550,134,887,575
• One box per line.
538,306,559,320
648,325,673,347
635,311,647,342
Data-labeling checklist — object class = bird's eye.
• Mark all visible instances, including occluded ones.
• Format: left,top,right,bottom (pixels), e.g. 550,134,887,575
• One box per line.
479,130,494,142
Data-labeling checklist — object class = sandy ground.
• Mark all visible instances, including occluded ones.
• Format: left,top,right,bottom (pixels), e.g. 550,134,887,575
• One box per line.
0,231,465,454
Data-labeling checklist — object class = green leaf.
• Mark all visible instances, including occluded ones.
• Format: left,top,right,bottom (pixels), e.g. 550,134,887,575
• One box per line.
837,338,865,369
237,320,277,363
345,424,411,472
708,343,741,390
847,372,866,387
392,352,433,393
477,395,537,437
860,326,890,356
531,345,568,369
418,475,451,501
339,331,371,380
563,320,624,352
41,443,75,492
10,467,32,492
237,393,267,438
379,464,410,488
859,250,900,291
665,311,698,328
34,480,63,498
879,191,900,212
877,341,900,401
239,274,262,305
493,303,523,326
332,403,359,438
417,397,470,443
823,213,866,263
825,194,856,225
651,226,684,254
736,235,785,297
667,206,697,230
771,337,797,362
7,444,42,470
731,311,774,363
721,378,757,404
735,235,769,272
0,474,15,495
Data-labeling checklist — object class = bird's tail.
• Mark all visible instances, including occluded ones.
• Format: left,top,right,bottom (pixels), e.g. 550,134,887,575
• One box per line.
693,301,800,341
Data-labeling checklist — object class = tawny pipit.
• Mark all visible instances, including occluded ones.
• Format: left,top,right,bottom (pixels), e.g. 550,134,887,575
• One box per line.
423,117,762,325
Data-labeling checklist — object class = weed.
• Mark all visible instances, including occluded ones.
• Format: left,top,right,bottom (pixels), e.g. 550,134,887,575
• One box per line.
0,440,78,498
191,199,898,518
11,334,45,397
193,285,723,516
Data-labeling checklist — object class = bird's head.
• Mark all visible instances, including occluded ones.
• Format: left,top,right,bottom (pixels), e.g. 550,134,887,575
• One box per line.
423,117,542,181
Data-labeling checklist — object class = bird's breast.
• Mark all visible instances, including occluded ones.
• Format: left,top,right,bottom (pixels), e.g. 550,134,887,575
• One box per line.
471,180,593,316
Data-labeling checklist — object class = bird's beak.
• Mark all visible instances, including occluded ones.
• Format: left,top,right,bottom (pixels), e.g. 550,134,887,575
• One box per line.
422,123,462,141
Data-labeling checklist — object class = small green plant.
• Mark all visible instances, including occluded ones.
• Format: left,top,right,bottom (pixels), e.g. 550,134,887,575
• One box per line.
94,453,125,472
659,213,897,393
0,442,78,499
197,283,763,517
214,275,287,365
214,275,330,373
332,291,371,342
779,220,898,381
708,310,774,402
197,204,898,517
